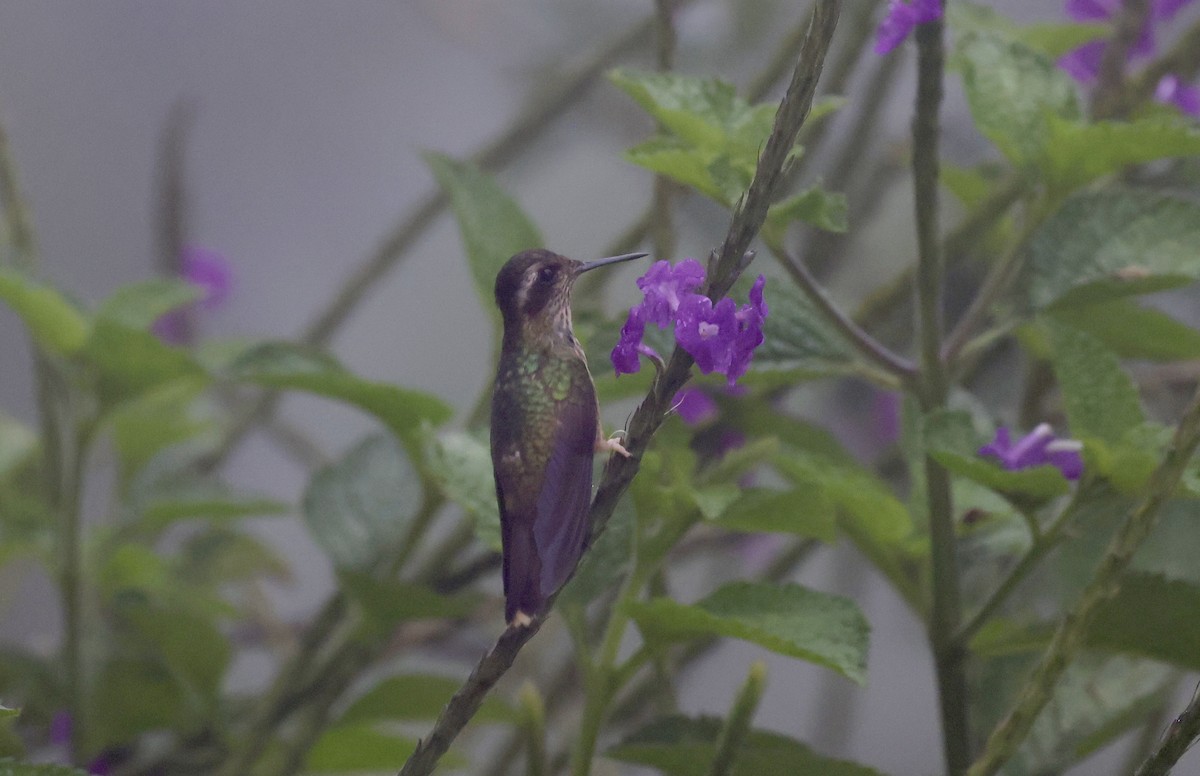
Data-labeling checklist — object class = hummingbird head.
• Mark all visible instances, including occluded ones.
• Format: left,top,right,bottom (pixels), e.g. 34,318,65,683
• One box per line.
494,249,647,345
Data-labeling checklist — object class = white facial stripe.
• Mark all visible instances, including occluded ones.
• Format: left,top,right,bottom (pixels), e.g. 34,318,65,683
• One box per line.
515,264,541,310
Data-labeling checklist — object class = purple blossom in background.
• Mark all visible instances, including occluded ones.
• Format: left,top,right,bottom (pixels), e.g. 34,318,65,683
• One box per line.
1058,0,1199,109
874,0,943,55
673,387,719,425
1155,73,1200,116
49,710,72,747
152,245,233,344
612,260,769,387
979,424,1084,481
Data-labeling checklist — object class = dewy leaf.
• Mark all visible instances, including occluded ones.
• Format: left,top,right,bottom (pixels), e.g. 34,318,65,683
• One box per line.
0,269,90,355
609,69,759,151
339,673,512,726
626,581,869,684
1043,319,1143,444
424,152,543,319
226,342,451,452
1050,299,1200,362
1041,115,1200,192
1026,189,1200,310
96,279,199,330
607,715,883,776
303,434,418,572
1088,573,1200,670
953,29,1080,165
423,430,500,550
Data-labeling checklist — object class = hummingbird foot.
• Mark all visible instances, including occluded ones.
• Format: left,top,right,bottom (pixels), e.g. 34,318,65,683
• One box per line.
598,431,632,458
509,610,534,628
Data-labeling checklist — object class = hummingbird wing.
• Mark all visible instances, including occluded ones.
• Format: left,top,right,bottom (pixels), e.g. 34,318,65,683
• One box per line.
492,357,599,624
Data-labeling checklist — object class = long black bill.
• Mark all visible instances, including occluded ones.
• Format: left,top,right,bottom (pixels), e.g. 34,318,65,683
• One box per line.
578,251,648,274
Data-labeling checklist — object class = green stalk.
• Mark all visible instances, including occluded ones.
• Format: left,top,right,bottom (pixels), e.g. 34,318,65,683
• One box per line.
910,8,970,774
706,662,767,776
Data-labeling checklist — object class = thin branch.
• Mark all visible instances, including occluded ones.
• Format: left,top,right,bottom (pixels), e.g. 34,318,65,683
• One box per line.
967,383,1200,776
770,242,916,382
396,6,842,773
1135,681,1200,776
910,7,970,774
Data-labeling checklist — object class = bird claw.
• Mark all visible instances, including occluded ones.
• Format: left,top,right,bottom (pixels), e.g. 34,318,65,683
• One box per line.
509,611,534,628
599,431,632,458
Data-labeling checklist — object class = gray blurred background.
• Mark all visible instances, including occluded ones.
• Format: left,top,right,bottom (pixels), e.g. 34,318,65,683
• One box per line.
1,2,1192,775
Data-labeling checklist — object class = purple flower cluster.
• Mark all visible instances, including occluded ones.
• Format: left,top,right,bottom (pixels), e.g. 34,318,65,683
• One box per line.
979,424,1084,481
1059,0,1200,117
152,245,233,345
612,259,768,387
874,0,943,55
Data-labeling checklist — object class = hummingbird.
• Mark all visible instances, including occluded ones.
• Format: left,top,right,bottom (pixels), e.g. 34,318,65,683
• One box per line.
491,248,648,627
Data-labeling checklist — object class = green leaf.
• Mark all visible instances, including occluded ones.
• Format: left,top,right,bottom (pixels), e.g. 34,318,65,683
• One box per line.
424,152,543,317
749,281,860,383
104,378,212,487
1050,299,1200,361
953,29,1079,164
626,582,869,684
625,135,739,205
303,434,419,572
932,450,1070,501
606,716,883,776
87,657,188,753
139,484,289,532
339,673,511,726
1014,22,1107,58
338,571,478,631
118,602,231,698
1088,573,1200,669
95,280,199,330
84,320,204,404
1026,189,1200,310
0,270,90,355
560,499,635,608
305,724,419,773
225,342,451,452
175,526,291,586
423,430,500,550
0,413,36,480
709,487,837,542
0,760,90,776
1042,115,1200,192
0,709,14,721
763,185,848,244
1043,319,1143,444
972,651,1173,776
773,451,911,546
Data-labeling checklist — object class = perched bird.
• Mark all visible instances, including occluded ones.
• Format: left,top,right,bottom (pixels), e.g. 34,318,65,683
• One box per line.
491,248,647,627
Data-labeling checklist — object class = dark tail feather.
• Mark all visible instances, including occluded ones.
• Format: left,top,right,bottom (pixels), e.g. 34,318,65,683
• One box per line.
503,524,543,624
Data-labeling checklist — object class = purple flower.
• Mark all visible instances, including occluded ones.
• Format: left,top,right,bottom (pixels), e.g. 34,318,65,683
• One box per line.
674,387,719,425
611,261,769,386
1058,0,1194,83
979,424,1084,481
50,710,72,747
874,0,943,55
152,245,233,344
1155,73,1200,116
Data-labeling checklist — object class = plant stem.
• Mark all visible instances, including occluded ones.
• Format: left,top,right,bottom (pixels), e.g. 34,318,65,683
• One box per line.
910,9,970,774
967,383,1200,776
769,242,916,384
1091,0,1152,119
1134,681,1200,776
954,488,1088,647
706,662,766,776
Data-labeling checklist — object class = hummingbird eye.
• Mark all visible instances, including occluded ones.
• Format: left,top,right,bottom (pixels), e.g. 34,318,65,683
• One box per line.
537,266,557,284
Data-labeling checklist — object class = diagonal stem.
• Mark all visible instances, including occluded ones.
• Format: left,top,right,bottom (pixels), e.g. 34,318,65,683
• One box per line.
396,5,842,773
